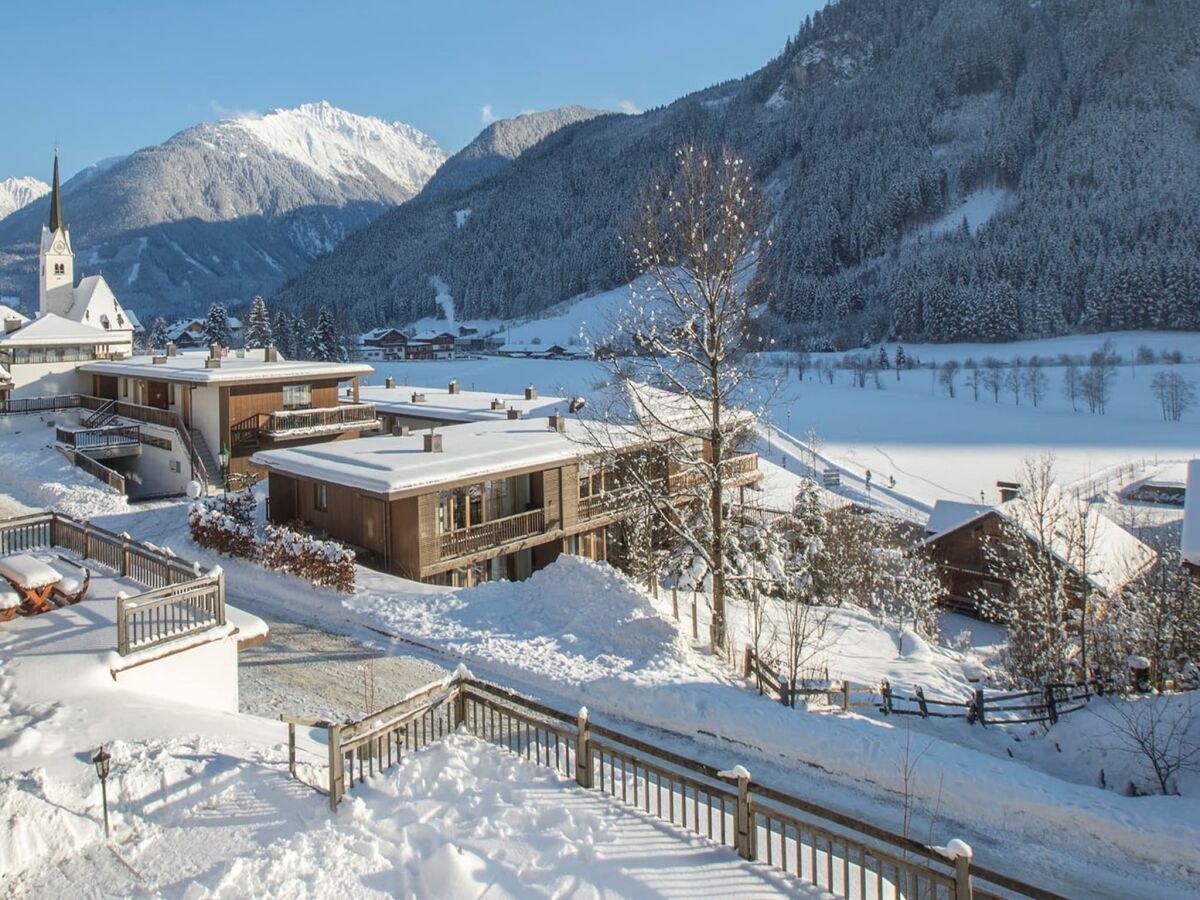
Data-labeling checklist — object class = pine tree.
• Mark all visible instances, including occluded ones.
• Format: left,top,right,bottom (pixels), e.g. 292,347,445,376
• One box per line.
293,313,313,360
272,309,294,358
245,296,273,349
203,303,233,348
894,345,906,380
313,307,341,362
146,316,169,353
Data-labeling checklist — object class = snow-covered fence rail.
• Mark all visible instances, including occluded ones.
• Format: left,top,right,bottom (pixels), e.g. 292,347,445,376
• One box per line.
879,679,1107,726
312,674,1061,899
742,647,876,711
0,511,223,656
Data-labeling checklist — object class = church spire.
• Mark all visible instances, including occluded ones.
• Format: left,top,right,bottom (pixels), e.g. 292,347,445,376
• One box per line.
48,148,64,233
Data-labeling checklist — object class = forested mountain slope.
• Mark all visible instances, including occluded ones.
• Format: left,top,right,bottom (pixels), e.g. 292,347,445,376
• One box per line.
276,0,1200,347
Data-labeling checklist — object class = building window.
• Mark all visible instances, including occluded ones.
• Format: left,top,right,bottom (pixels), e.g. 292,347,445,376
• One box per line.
283,383,313,410
53,263,65,275
313,483,328,512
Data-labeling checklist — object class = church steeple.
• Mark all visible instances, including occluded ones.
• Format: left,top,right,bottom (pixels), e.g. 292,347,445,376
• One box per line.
48,148,64,233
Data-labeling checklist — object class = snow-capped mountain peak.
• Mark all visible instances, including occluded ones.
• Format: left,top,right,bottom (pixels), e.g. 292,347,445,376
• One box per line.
0,176,50,221
223,101,447,195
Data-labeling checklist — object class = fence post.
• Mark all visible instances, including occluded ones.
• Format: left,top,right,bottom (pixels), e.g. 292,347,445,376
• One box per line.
288,722,297,778
915,685,929,718
724,766,754,860
119,533,130,576
742,645,752,679
575,707,592,789
454,681,467,731
974,688,986,727
842,681,850,713
327,723,344,811
1043,685,1058,725
672,583,679,621
691,593,698,640
949,839,974,900
880,680,892,716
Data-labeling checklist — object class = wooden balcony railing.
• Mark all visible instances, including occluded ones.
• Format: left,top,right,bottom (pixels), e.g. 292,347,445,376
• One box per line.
439,508,546,560
578,486,639,520
264,403,379,437
668,453,760,491
56,424,141,450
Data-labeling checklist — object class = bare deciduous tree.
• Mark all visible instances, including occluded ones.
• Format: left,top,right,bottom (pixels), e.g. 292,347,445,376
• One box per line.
586,144,766,652
1099,696,1200,796
938,360,960,398
1150,371,1195,422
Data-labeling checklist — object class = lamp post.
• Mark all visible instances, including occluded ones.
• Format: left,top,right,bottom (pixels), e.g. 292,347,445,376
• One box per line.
92,745,112,839
218,444,230,500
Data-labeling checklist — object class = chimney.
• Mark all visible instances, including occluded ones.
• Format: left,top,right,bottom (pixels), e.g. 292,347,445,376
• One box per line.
392,424,410,436
204,357,222,369
384,375,396,390
507,408,523,420
166,341,177,357
448,379,460,394
411,391,425,403
996,480,1021,503
209,343,221,360
524,385,538,400
490,398,505,411
548,413,565,433
152,355,167,365
423,430,442,453
265,344,278,362
2,317,20,335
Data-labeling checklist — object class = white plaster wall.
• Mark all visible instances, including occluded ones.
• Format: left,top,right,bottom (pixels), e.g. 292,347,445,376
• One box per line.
122,421,192,496
10,362,91,398
113,633,239,713
190,385,222,451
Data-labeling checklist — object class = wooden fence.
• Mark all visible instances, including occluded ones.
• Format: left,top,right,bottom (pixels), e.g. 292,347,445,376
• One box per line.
438,508,546,559
0,511,223,656
68,451,127,494
296,674,1060,899
879,679,1107,727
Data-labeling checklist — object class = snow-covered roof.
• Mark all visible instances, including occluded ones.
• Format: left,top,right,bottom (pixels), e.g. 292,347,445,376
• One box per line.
410,329,455,342
0,313,123,347
252,414,610,497
358,382,567,423
80,348,373,385
360,327,406,342
1181,460,1200,566
924,490,1156,595
70,275,135,333
925,500,993,536
0,304,30,326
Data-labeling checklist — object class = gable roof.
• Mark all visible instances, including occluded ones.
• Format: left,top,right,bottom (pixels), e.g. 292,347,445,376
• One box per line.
0,313,120,347
923,491,1156,595
0,305,30,326
925,500,992,537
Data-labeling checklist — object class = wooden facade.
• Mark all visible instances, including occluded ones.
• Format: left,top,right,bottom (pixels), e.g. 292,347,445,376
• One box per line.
264,444,760,586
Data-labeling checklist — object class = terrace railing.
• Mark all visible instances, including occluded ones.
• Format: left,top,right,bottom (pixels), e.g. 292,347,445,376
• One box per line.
668,453,760,491
0,511,224,656
56,424,141,451
438,508,546,560
263,403,379,437
69,451,127,494
307,675,1060,899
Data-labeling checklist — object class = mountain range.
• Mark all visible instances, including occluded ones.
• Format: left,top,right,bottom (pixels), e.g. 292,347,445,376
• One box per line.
0,176,49,221
0,102,447,318
276,0,1200,347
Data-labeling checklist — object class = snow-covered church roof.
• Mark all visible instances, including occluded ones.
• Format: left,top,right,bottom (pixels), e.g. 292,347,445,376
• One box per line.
0,313,125,347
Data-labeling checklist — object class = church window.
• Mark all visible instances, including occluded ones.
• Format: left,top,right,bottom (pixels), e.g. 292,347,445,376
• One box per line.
53,263,65,275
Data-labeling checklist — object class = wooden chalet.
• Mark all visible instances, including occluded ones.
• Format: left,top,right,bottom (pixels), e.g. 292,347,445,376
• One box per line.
252,412,762,586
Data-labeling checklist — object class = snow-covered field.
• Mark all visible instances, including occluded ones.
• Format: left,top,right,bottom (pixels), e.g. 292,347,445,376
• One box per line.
367,329,1200,510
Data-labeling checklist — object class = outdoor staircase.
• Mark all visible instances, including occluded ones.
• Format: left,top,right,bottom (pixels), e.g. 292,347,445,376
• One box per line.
82,399,120,428
189,429,224,490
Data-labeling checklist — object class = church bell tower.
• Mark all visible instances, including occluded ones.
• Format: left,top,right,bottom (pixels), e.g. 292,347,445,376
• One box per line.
39,149,74,317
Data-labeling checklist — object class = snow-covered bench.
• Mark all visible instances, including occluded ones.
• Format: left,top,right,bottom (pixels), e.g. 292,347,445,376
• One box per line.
46,556,90,605
0,587,20,621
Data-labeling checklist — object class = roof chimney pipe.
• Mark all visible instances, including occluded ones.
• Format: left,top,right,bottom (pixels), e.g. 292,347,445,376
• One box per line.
524,385,537,400
423,430,442,453
448,379,460,394
384,375,396,390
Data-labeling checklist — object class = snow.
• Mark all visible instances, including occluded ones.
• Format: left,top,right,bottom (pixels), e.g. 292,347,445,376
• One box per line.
358,381,566,423
915,187,1013,238
226,101,447,195
79,348,371,385
0,312,117,346
0,553,62,589
0,175,50,220
454,208,471,228
1182,460,1200,565
252,414,602,496
924,499,992,535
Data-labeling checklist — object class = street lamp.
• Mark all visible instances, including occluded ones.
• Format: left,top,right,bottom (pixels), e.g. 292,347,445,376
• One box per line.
218,444,230,499
92,745,112,839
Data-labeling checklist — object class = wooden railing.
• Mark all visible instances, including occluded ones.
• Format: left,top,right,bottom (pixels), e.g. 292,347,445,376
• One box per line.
0,512,224,656
264,403,378,437
305,675,1059,899
438,508,546,559
69,451,127,494
0,394,83,415
578,486,639,521
56,424,141,451
669,453,760,491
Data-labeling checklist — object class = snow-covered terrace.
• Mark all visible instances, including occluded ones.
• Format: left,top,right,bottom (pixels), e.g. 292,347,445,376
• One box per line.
79,348,373,385
357,380,567,423
252,414,614,497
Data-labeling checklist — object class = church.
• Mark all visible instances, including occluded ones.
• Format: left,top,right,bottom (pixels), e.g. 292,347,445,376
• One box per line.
0,151,140,399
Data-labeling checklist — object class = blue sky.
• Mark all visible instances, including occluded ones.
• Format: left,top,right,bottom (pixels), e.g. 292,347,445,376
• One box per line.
2,1,818,181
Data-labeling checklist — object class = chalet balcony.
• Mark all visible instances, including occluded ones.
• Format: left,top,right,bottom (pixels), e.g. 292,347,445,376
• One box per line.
578,486,639,521
668,453,761,492
55,423,142,460
438,508,546,560
262,403,381,439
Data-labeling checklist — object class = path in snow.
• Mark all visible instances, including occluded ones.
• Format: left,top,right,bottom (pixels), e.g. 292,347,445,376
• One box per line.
239,620,448,722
